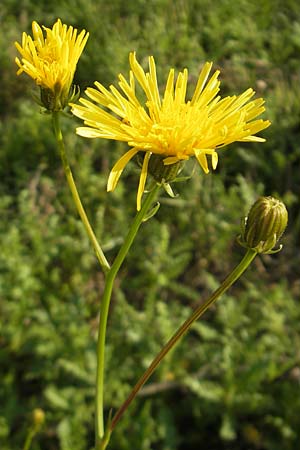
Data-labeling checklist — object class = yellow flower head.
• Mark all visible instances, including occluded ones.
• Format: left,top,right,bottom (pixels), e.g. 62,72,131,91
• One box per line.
15,19,89,110
71,52,271,210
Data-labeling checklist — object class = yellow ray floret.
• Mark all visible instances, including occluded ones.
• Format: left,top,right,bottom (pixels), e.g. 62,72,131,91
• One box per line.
15,19,89,110
71,52,271,210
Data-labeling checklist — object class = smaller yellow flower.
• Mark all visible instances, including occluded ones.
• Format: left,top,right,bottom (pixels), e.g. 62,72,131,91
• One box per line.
15,19,89,110
71,53,271,210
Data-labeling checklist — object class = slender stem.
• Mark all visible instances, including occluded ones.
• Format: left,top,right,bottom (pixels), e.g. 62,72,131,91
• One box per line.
23,427,36,450
109,248,257,433
52,111,110,274
95,185,160,448
23,432,33,450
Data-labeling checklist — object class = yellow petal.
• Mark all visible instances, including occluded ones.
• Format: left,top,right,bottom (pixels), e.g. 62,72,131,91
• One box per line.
191,62,213,105
212,151,218,170
76,127,105,138
163,156,181,165
194,149,209,174
107,148,139,192
137,152,151,211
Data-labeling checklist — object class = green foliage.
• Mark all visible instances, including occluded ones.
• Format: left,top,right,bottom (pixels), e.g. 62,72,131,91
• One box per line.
1,0,300,449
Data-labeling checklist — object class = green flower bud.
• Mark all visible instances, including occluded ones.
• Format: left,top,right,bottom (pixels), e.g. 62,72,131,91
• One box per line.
40,84,80,111
238,196,288,254
40,87,58,111
137,153,184,184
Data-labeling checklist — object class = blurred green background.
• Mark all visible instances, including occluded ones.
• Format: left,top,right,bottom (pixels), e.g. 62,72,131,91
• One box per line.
1,0,300,449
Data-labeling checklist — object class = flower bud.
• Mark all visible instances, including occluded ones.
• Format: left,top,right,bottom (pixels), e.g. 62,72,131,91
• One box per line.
32,408,45,427
40,84,79,111
238,196,288,254
40,87,59,111
146,154,184,183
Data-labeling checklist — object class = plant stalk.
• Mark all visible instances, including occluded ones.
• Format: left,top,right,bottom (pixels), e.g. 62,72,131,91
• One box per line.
95,185,160,448
109,248,257,433
52,111,110,273
23,428,35,450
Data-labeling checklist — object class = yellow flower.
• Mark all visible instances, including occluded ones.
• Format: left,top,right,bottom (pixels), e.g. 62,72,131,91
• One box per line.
15,19,89,110
71,52,271,210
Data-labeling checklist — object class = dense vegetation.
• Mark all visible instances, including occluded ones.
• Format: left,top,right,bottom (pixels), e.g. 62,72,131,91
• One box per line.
1,1,300,449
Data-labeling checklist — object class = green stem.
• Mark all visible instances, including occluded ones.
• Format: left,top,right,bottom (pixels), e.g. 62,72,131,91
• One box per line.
95,185,160,448
52,111,110,274
109,248,257,434
23,427,36,450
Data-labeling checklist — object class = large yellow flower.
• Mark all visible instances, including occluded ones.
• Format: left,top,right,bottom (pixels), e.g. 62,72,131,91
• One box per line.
15,19,89,110
71,52,270,210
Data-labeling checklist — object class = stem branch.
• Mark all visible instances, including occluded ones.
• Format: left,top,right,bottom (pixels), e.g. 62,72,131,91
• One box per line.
52,111,110,273
110,248,257,432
